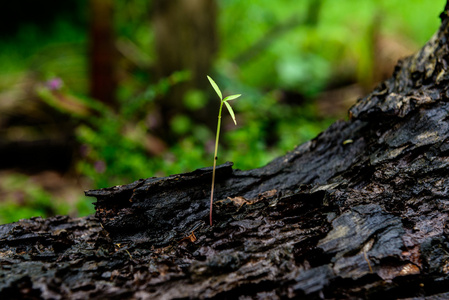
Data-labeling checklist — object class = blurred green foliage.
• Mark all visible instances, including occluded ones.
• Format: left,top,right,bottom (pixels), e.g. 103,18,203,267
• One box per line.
0,174,66,224
219,0,445,94
75,71,192,187
0,0,445,223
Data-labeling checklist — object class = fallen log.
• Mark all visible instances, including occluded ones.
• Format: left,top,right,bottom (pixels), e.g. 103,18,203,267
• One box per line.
3,3,449,299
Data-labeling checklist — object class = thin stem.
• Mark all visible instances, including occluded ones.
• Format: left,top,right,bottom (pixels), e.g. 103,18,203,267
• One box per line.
210,101,223,226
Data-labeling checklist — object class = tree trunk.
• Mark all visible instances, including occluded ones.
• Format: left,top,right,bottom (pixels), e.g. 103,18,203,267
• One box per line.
152,0,218,141
3,3,449,299
89,0,117,106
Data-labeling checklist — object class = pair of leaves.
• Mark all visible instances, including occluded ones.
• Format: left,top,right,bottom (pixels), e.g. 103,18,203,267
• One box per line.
207,75,241,125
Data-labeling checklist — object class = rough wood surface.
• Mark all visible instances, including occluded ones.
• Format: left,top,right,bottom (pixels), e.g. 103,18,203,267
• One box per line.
3,3,449,299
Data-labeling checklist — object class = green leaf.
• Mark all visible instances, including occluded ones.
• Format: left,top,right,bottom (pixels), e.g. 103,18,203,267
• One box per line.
224,101,237,125
207,75,222,100
223,94,241,102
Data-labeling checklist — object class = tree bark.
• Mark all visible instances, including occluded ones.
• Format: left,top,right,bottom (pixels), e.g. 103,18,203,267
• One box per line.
3,3,449,299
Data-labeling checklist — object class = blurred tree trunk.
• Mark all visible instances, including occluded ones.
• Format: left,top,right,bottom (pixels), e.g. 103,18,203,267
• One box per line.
152,0,218,141
89,0,117,106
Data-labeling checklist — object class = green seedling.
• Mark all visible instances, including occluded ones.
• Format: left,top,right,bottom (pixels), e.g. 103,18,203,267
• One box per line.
207,75,241,226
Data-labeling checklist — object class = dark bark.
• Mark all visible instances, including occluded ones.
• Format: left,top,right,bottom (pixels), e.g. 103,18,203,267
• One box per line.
3,3,449,299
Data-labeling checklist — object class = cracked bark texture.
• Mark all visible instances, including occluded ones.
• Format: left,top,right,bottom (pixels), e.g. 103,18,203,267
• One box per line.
3,3,449,300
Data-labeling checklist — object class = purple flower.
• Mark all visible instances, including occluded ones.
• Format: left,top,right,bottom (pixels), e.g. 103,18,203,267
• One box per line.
46,77,63,91
94,160,106,173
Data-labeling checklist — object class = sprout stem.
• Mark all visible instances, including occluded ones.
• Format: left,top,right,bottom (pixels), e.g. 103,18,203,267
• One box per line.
210,103,223,226
207,75,240,226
